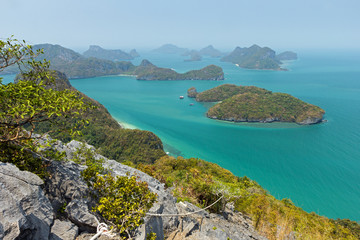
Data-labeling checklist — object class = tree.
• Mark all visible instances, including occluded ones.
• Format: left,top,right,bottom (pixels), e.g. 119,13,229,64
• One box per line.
0,36,90,177
0,36,89,147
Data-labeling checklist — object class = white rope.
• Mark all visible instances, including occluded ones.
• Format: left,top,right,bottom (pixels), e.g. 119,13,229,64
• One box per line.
146,195,224,217
90,217,116,240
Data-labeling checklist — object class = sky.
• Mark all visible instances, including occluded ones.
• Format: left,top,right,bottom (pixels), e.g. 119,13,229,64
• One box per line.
2,0,360,52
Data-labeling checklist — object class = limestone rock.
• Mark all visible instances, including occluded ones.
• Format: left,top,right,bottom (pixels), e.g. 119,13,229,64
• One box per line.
50,220,78,240
167,201,267,240
0,163,54,240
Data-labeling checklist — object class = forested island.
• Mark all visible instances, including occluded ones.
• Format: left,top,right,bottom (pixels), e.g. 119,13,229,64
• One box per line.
192,84,325,125
133,59,224,80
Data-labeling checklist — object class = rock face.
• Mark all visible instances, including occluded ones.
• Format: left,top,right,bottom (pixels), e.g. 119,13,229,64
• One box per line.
167,201,267,240
50,220,78,240
0,139,266,240
0,163,54,240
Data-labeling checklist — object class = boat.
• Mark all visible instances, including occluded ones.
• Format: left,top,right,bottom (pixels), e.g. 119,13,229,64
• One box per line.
189,103,194,106
179,96,184,99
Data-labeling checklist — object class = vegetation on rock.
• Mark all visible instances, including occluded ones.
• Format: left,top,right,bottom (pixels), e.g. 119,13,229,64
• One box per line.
138,156,359,240
91,173,157,238
0,38,90,170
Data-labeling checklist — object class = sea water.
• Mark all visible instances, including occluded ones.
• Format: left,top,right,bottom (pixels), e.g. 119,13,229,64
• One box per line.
6,50,360,221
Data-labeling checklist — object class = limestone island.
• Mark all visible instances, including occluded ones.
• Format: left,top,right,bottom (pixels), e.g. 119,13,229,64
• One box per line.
192,84,325,125
221,44,297,71
132,60,224,80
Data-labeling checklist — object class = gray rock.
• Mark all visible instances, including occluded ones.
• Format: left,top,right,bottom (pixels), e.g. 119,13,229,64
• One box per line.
0,163,54,240
65,199,98,232
50,220,78,240
166,201,267,240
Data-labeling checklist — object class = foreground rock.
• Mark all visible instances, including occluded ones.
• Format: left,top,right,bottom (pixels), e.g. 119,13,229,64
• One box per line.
0,163,54,240
0,139,266,240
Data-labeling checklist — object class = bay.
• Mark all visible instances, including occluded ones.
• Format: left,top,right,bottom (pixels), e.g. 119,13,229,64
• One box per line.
65,50,359,221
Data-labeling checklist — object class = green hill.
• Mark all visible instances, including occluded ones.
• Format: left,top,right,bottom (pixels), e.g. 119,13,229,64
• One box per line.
195,84,325,125
16,70,165,164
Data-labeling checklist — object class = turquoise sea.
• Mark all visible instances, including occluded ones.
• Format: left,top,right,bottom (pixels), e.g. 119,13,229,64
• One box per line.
4,50,360,221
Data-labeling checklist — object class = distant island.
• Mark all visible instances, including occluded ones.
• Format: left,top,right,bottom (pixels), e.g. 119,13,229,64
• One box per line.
133,60,224,80
199,45,223,58
30,44,136,79
83,45,139,61
184,50,202,62
152,44,189,55
221,44,297,71
276,51,298,61
192,84,325,125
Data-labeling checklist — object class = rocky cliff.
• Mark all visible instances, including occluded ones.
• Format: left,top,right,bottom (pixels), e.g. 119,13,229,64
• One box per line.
0,138,266,240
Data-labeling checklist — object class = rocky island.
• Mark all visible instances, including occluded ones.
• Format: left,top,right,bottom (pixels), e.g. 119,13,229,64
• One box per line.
132,59,224,80
221,44,297,71
194,84,325,125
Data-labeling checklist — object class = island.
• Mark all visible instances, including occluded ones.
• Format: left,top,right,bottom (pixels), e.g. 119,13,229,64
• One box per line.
184,50,202,62
276,51,298,61
199,45,223,58
221,44,297,71
187,87,198,97
83,45,138,61
152,44,188,55
132,59,224,80
194,84,325,125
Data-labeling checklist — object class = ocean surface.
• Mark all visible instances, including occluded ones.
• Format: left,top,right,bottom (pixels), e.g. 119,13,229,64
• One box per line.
4,50,360,221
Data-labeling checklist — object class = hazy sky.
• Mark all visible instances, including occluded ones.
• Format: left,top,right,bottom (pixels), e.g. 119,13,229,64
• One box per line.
2,0,360,51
